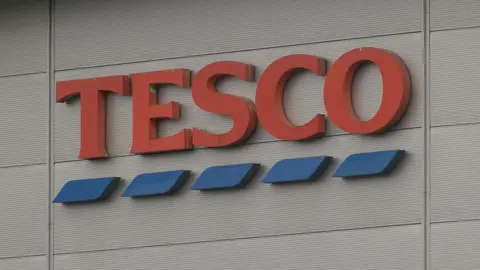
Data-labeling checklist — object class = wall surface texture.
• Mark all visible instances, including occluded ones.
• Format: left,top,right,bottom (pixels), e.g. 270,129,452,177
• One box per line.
0,0,478,269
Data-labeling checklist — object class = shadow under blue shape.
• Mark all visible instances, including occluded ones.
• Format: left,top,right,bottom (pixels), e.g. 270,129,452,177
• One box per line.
333,150,406,178
262,156,331,184
191,163,260,191
53,177,120,204
122,170,190,197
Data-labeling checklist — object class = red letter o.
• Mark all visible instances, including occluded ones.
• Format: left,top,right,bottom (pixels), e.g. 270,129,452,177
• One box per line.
324,47,411,134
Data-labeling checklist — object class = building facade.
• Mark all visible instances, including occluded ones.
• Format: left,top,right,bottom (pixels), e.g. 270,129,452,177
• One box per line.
0,0,478,269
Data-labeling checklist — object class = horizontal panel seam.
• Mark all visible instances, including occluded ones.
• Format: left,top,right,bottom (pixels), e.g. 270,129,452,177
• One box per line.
0,162,46,170
53,222,422,256
431,24,480,33
0,253,46,261
431,121,480,129
431,217,480,225
54,30,421,72
54,126,422,164
0,71,47,79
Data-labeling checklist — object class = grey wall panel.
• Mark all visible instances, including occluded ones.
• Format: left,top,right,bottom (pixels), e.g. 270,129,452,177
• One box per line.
0,164,46,258
54,225,422,270
0,0,47,76
431,123,480,222
431,27,480,127
431,220,480,270
54,0,422,70
54,33,423,162
0,73,47,167
54,128,422,254
0,256,46,270
431,0,480,31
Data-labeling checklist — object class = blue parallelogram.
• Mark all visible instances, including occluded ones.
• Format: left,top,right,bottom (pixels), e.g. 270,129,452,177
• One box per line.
122,170,190,197
333,150,406,178
262,156,331,184
53,177,120,204
191,163,260,190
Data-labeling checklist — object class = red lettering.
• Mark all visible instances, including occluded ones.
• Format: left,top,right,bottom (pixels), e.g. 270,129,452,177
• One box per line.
56,75,131,159
56,47,412,158
255,54,326,140
324,47,411,134
191,61,257,148
130,69,192,154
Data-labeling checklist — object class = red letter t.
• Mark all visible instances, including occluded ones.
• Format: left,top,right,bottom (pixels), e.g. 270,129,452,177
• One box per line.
56,75,131,160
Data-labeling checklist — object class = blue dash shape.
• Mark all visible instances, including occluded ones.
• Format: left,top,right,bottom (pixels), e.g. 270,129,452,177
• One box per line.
191,163,260,190
122,170,190,197
333,150,405,178
262,156,331,184
53,177,120,204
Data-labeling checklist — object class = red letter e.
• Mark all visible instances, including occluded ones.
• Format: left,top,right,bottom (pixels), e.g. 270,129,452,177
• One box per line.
130,69,192,154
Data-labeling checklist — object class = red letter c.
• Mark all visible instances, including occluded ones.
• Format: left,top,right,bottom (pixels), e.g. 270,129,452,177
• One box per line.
256,54,326,140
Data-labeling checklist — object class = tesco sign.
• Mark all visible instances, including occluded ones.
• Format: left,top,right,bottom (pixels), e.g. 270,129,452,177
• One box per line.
56,47,411,160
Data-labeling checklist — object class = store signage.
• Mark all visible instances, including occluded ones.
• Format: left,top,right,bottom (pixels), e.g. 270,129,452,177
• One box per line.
56,47,410,160
53,47,411,204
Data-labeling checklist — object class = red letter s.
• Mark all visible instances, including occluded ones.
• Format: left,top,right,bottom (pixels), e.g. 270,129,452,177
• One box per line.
191,61,257,148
